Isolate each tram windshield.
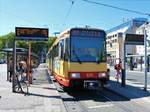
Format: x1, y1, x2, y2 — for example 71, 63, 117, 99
71, 32, 106, 63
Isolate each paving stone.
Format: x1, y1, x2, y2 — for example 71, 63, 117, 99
0, 64, 66, 112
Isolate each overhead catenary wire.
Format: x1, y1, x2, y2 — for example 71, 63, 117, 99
2, 9, 46, 28
62, 0, 75, 27
82, 0, 150, 16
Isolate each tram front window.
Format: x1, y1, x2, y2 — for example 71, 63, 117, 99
71, 37, 106, 62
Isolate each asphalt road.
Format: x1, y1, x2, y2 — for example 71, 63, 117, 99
110, 69, 150, 86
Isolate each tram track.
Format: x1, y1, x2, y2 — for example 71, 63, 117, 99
50, 75, 150, 112
54, 80, 88, 112
96, 89, 132, 112
93, 88, 150, 112
48, 74, 88, 112
52, 78, 124, 112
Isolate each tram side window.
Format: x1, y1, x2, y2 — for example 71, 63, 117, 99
53, 44, 59, 57
58, 38, 70, 60
59, 40, 64, 60
64, 38, 70, 61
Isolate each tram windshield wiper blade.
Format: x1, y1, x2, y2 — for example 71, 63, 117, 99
73, 49, 82, 64
96, 59, 100, 64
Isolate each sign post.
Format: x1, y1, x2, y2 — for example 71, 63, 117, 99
28, 42, 31, 85
122, 34, 144, 87
12, 40, 16, 92
13, 27, 48, 92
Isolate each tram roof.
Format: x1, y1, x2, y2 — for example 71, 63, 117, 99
58, 27, 105, 38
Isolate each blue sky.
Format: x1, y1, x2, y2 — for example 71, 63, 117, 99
0, 0, 150, 36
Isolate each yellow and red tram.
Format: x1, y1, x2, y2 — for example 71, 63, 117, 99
47, 28, 109, 88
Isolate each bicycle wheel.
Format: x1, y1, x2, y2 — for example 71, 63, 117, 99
20, 81, 28, 94
14, 82, 22, 92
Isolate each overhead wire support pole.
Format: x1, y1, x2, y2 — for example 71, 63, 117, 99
121, 33, 127, 87
144, 27, 148, 91
122, 39, 126, 87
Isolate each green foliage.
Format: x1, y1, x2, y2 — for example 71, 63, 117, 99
0, 33, 56, 56
0, 32, 15, 49
16, 41, 28, 49
0, 39, 3, 50
31, 41, 47, 56
48, 37, 56, 48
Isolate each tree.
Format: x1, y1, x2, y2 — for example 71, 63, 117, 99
0, 32, 56, 56
47, 37, 56, 48
0, 32, 15, 48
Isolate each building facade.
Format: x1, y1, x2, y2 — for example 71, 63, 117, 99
106, 18, 147, 66
136, 22, 150, 55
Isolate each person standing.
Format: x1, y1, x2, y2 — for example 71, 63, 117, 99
114, 59, 122, 82
9, 58, 13, 82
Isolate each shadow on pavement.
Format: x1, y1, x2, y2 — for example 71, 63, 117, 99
107, 80, 150, 100
64, 88, 129, 103
42, 87, 57, 90
28, 92, 61, 99
30, 85, 57, 90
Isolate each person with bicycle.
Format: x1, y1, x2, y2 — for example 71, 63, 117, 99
19, 57, 27, 81
14, 62, 28, 94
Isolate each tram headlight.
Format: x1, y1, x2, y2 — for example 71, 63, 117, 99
98, 73, 106, 78
70, 73, 80, 78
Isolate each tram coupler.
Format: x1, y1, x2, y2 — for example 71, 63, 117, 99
84, 80, 101, 90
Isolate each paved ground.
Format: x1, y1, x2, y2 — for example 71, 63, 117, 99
0, 64, 66, 112
1, 63, 150, 112
106, 75, 150, 110
109, 66, 150, 86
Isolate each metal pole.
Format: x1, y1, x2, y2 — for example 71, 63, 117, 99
122, 42, 126, 87
12, 40, 16, 92
144, 29, 147, 91
7, 52, 9, 81
140, 56, 143, 71
28, 42, 31, 85
147, 57, 150, 72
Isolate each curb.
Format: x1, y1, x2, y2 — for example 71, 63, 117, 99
46, 69, 67, 112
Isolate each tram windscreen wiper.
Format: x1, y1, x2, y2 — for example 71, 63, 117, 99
96, 58, 100, 64
73, 49, 82, 64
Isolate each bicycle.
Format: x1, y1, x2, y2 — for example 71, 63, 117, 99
14, 72, 28, 94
